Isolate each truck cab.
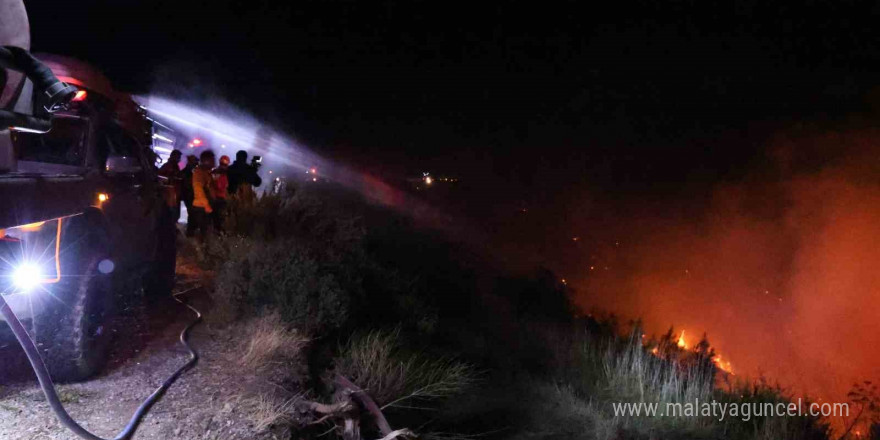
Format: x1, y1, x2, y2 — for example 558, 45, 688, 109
9, 54, 168, 271
1, 8, 177, 382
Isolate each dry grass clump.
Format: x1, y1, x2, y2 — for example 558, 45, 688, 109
335, 329, 476, 410
237, 313, 308, 370
239, 393, 302, 432
595, 332, 715, 437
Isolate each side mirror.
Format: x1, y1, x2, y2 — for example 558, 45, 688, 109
105, 155, 142, 174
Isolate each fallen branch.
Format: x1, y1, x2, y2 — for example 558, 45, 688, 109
376, 428, 416, 440
335, 373, 394, 436
296, 374, 418, 440
309, 400, 355, 415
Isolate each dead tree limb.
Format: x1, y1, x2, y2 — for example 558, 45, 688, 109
297, 374, 417, 440
334, 373, 395, 436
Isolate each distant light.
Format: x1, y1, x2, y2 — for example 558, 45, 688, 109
269, 170, 273, 174
13, 263, 42, 292
312, 177, 317, 182
187, 143, 194, 148
97, 193, 109, 203
71, 90, 88, 102
309, 167, 317, 174
192, 138, 202, 146
425, 176, 433, 185
221, 144, 226, 148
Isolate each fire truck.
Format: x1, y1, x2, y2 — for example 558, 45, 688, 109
1, 1, 177, 382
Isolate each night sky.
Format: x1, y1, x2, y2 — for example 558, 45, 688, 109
27, 1, 880, 185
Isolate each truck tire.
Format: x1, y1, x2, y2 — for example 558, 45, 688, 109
33, 214, 113, 383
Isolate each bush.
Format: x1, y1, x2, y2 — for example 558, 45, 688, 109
206, 184, 444, 337
214, 237, 353, 333
335, 329, 475, 410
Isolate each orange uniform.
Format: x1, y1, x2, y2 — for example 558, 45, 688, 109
192, 167, 214, 213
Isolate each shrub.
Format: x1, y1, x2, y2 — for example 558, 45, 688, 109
335, 329, 476, 410
214, 237, 353, 333
207, 184, 443, 335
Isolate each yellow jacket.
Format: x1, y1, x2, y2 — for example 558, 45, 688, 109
192, 167, 214, 213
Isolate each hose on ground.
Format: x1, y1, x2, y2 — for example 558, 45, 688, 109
0, 286, 203, 440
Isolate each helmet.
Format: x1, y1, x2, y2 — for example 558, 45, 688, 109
219, 155, 230, 166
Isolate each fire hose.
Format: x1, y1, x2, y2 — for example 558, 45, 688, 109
0, 287, 203, 440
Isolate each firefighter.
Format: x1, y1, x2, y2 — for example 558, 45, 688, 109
227, 150, 262, 198
157, 149, 183, 221
181, 154, 198, 221
186, 150, 215, 239
211, 155, 230, 233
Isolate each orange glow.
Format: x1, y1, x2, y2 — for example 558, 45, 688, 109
97, 193, 109, 203
565, 126, 880, 423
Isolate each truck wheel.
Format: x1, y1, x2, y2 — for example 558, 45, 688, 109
33, 215, 113, 382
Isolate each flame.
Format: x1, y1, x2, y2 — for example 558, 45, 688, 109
713, 354, 735, 375
677, 331, 688, 348
655, 330, 736, 375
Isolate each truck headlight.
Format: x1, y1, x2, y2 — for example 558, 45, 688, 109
13, 263, 42, 292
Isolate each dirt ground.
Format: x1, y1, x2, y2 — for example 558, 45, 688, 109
0, 262, 298, 440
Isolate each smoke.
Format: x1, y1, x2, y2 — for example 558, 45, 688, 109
571, 124, 880, 404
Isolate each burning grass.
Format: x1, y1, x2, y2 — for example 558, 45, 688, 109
514, 321, 833, 440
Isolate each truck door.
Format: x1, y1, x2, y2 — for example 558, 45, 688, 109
95, 122, 157, 271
